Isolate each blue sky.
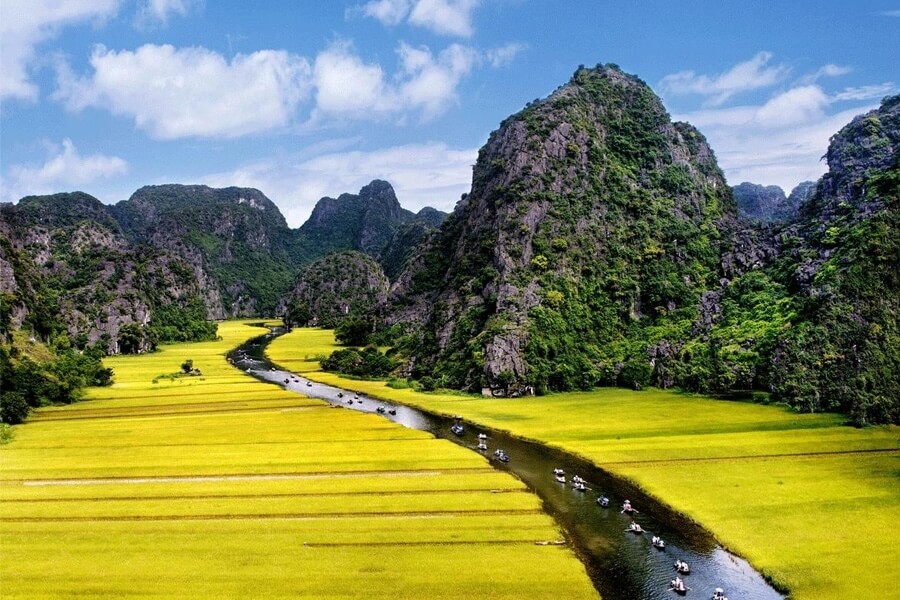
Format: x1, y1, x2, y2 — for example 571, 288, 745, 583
1, 0, 897, 226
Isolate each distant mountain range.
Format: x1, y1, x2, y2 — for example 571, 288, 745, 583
0, 180, 445, 351
2, 65, 896, 424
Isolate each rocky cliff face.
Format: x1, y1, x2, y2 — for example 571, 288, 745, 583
111, 184, 305, 317
386, 64, 736, 393
284, 251, 389, 328
731, 181, 811, 222
764, 95, 900, 423
300, 180, 446, 279
1, 181, 440, 352
0, 193, 211, 352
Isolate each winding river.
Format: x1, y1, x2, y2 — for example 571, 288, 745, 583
229, 330, 784, 600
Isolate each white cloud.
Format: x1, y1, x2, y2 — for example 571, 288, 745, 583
486, 42, 525, 68
754, 85, 830, 128
135, 0, 199, 27
358, 0, 412, 25
312, 41, 476, 121
313, 43, 388, 116
832, 83, 897, 102
397, 43, 478, 117
676, 92, 879, 191
0, 0, 119, 102
201, 142, 477, 227
409, 0, 480, 37
659, 51, 789, 106
877, 10, 900, 17
54, 44, 312, 139
356, 0, 479, 37
2, 139, 128, 202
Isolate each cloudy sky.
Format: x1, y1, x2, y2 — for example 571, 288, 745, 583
1, 1, 897, 226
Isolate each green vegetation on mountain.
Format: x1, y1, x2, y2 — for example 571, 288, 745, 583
112, 184, 310, 317
375, 66, 898, 424
0, 193, 217, 357
284, 251, 389, 328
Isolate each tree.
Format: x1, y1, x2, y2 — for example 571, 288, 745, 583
284, 300, 312, 331
335, 316, 372, 346
117, 323, 143, 354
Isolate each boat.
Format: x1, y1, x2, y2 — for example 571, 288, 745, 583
597, 495, 610, 508
494, 449, 510, 463
283, 378, 289, 384
337, 392, 343, 398
347, 399, 353, 405
477, 433, 488, 440
555, 474, 566, 484
573, 481, 587, 491
670, 577, 688, 595
674, 560, 690, 575
376, 406, 386, 413
572, 475, 584, 484
621, 500, 638, 514
388, 408, 397, 415
476, 442, 488, 451
711, 588, 728, 600
450, 424, 464, 436
626, 521, 643, 534
306, 381, 312, 387
553, 468, 565, 476
651, 536, 666, 549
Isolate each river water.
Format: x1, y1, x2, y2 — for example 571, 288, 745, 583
229, 331, 784, 600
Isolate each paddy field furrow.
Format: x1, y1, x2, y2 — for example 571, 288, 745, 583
0, 321, 598, 600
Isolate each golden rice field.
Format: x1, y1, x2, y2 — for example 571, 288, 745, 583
0, 321, 596, 599
269, 327, 900, 600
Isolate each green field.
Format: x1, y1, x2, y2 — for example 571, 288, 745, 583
269, 327, 900, 600
0, 321, 597, 599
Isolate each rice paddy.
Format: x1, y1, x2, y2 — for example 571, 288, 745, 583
268, 327, 900, 600
0, 321, 597, 599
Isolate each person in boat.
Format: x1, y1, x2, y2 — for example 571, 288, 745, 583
597, 495, 609, 507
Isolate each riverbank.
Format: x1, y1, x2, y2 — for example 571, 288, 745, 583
268, 327, 900, 600
0, 321, 596, 599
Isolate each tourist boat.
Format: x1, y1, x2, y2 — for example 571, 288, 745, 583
626, 522, 643, 534
346, 399, 353, 405
478, 433, 488, 440
494, 449, 509, 462
651, 536, 665, 549
553, 468, 565, 476
376, 406, 386, 413
597, 495, 610, 507
573, 481, 587, 491
306, 381, 312, 387
284, 378, 289, 384
477, 442, 488, 451
711, 588, 728, 600
337, 392, 343, 398
572, 475, 584, 484
388, 408, 397, 415
674, 560, 690, 574
621, 500, 638, 514
555, 474, 566, 484
670, 577, 688, 595
450, 424, 464, 436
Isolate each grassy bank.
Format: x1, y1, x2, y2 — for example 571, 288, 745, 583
268, 327, 900, 600
0, 321, 596, 599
